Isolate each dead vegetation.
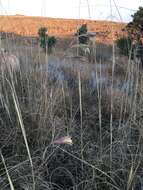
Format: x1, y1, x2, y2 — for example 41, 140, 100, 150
0, 34, 142, 190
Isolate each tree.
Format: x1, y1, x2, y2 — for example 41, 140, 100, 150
126, 7, 143, 42
77, 24, 89, 44
117, 7, 143, 63
38, 27, 48, 49
38, 27, 56, 53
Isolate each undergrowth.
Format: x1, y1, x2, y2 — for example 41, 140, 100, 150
0, 40, 143, 190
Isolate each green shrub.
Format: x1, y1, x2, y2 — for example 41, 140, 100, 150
47, 36, 56, 53
38, 27, 56, 53
77, 24, 89, 44
126, 7, 143, 41
116, 37, 133, 57
38, 27, 48, 49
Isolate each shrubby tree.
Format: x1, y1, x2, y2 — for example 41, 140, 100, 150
38, 27, 48, 49
77, 24, 89, 44
126, 7, 143, 42
47, 36, 57, 53
117, 7, 143, 63
116, 37, 133, 57
38, 27, 56, 53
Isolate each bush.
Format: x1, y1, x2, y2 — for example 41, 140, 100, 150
117, 7, 143, 65
116, 37, 143, 66
38, 27, 56, 53
47, 36, 56, 53
38, 27, 48, 49
77, 24, 89, 44
126, 7, 143, 41
116, 37, 133, 57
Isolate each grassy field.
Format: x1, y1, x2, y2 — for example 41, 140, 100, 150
0, 15, 125, 44
0, 36, 143, 190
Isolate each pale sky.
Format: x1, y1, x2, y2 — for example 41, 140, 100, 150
0, 0, 143, 22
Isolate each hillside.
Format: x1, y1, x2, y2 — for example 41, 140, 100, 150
0, 15, 126, 44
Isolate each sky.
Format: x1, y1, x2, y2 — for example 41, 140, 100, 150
0, 0, 143, 22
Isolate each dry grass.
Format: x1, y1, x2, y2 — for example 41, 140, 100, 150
0, 36, 142, 190
0, 15, 125, 43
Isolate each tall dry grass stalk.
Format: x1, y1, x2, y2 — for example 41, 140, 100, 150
78, 71, 84, 181
0, 151, 15, 190
0, 74, 36, 189
11, 84, 35, 190
95, 60, 103, 158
